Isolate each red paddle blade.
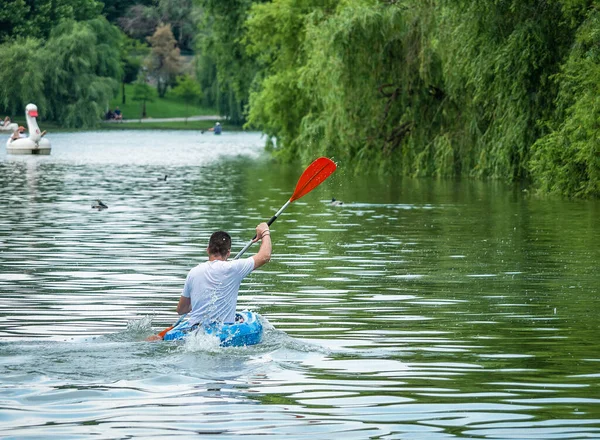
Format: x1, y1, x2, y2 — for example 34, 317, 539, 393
290, 157, 337, 202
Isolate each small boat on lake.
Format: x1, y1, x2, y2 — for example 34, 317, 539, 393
163, 310, 263, 347
6, 103, 51, 155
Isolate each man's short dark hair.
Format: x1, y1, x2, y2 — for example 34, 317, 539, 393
208, 231, 231, 257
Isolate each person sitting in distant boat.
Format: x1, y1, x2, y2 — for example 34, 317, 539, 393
92, 200, 108, 210
331, 197, 343, 206
208, 122, 222, 135
1, 117, 11, 132
9, 125, 46, 142
10, 126, 27, 141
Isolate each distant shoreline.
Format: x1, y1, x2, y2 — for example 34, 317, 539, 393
7, 118, 247, 133
102, 115, 221, 123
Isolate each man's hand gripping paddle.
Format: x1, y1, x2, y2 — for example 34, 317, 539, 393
234, 156, 337, 259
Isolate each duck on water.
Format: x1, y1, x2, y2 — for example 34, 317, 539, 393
92, 200, 108, 210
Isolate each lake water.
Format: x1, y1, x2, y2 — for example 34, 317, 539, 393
1, 130, 599, 439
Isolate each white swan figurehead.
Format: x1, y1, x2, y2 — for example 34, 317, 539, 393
25, 103, 43, 143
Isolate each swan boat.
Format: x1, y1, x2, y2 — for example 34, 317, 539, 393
6, 103, 51, 155
163, 310, 263, 347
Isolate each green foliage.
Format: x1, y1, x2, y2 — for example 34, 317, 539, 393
0, 0, 102, 42
244, 0, 339, 160
195, 0, 260, 124
0, 0, 29, 43
101, 0, 152, 24
170, 74, 203, 121
438, 0, 575, 181
239, 0, 597, 197
171, 75, 202, 103
42, 18, 121, 127
530, 8, 600, 198
120, 35, 148, 84
0, 0, 597, 197
132, 77, 157, 118
110, 83, 215, 119
0, 38, 47, 115
132, 80, 156, 101
298, 1, 442, 173
0, 18, 121, 128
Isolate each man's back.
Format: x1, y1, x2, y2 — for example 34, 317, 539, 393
184, 257, 254, 325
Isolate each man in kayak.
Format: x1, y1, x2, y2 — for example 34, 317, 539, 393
147, 222, 271, 341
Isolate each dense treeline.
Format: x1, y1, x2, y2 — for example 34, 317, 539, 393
0, 0, 199, 127
0, 16, 121, 127
232, 0, 598, 197
0, 0, 598, 197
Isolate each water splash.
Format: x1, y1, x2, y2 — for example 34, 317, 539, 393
181, 328, 222, 352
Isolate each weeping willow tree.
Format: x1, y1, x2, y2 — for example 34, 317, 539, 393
255, 0, 575, 178
0, 38, 47, 115
242, 0, 597, 197
42, 18, 121, 127
296, 1, 446, 174
245, 0, 339, 160
530, 6, 600, 198
195, 0, 261, 124
438, 0, 578, 181
0, 17, 121, 127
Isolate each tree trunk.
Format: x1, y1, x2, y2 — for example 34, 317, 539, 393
157, 79, 166, 98
122, 81, 126, 105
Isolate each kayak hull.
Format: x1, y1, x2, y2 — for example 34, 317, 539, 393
163, 311, 263, 347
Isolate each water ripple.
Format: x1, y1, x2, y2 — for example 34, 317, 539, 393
1, 131, 599, 438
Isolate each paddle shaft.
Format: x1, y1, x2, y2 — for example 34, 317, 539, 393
233, 157, 336, 260
233, 200, 291, 260
157, 313, 188, 339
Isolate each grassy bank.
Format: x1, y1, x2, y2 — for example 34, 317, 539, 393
109, 84, 218, 120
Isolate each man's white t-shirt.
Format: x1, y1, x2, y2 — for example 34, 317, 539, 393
182, 257, 255, 325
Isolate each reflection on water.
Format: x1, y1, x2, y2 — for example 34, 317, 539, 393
1, 130, 599, 438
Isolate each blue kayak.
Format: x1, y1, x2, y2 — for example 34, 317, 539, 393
163, 311, 263, 347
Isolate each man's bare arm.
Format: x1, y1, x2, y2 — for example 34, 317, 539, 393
176, 296, 191, 314
252, 223, 272, 269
